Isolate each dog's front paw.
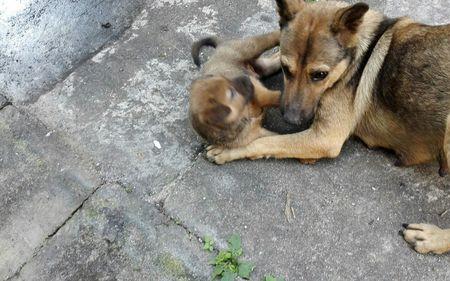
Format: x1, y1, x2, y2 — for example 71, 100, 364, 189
206, 146, 247, 165
401, 223, 450, 254
206, 146, 229, 165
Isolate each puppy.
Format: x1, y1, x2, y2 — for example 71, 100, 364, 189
189, 31, 282, 148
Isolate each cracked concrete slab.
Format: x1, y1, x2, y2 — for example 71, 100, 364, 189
0, 0, 145, 103
11, 184, 210, 281
0, 106, 102, 280
164, 141, 450, 280
2, 0, 449, 280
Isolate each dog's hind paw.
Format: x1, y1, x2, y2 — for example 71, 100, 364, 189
401, 223, 450, 254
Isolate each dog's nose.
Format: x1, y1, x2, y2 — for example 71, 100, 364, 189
283, 108, 302, 125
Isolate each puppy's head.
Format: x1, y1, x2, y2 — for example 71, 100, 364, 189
276, 0, 369, 126
189, 75, 255, 145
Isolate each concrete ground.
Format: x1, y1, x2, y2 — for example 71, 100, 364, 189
1, 0, 449, 280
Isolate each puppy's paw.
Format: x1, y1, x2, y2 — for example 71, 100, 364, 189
401, 223, 450, 254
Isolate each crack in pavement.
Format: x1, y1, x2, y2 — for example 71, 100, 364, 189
6, 180, 107, 281
149, 149, 205, 203
149, 149, 222, 253
154, 199, 220, 254
0, 95, 12, 111
46, 180, 107, 240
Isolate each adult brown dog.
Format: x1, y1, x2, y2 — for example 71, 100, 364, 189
207, 0, 450, 254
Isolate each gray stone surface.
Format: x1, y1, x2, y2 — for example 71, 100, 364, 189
24, 0, 277, 197
164, 141, 450, 280
0, 0, 144, 103
11, 184, 210, 281
1, 0, 449, 280
349, 0, 449, 24
0, 106, 102, 280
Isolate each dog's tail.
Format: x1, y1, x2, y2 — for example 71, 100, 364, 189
191, 37, 220, 67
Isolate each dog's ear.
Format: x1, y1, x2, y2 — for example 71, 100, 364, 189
332, 3, 369, 33
275, 0, 304, 28
231, 76, 255, 102
332, 3, 369, 47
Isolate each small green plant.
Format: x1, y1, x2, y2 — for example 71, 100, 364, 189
202, 234, 286, 281
205, 234, 254, 280
203, 236, 214, 252
264, 275, 285, 281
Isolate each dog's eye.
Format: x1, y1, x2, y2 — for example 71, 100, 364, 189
310, 71, 329, 82
281, 63, 293, 79
227, 89, 236, 99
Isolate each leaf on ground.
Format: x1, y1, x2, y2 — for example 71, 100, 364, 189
221, 270, 237, 281
238, 261, 254, 279
203, 235, 214, 252
215, 250, 232, 264
212, 264, 225, 278
228, 234, 242, 257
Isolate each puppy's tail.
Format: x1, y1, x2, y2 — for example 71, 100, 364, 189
191, 37, 220, 67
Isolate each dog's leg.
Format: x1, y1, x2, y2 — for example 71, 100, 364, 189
206, 125, 276, 152
439, 115, 450, 176
401, 224, 450, 254
298, 159, 318, 165
250, 77, 281, 107
254, 51, 281, 77
206, 128, 343, 164
207, 89, 355, 164
236, 31, 280, 60
399, 117, 450, 255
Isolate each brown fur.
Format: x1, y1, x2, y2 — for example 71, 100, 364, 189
189, 31, 282, 148
207, 1, 450, 254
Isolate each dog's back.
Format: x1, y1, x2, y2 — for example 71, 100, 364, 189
375, 23, 450, 128
355, 22, 450, 168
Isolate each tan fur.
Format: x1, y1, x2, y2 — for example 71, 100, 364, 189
402, 224, 450, 254
189, 32, 281, 148
207, 1, 450, 254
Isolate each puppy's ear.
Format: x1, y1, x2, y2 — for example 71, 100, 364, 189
231, 76, 254, 102
275, 0, 304, 28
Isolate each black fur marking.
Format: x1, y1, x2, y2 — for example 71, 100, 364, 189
301, 32, 312, 68
348, 17, 399, 88
191, 37, 220, 67
341, 3, 369, 33
231, 76, 255, 103
276, 0, 296, 29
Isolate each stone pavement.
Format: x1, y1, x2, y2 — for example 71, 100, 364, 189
1, 0, 449, 280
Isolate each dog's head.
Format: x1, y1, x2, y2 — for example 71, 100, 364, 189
275, 0, 369, 126
189, 75, 255, 145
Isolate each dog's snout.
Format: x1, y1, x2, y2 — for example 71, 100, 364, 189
283, 108, 302, 125
282, 106, 315, 127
